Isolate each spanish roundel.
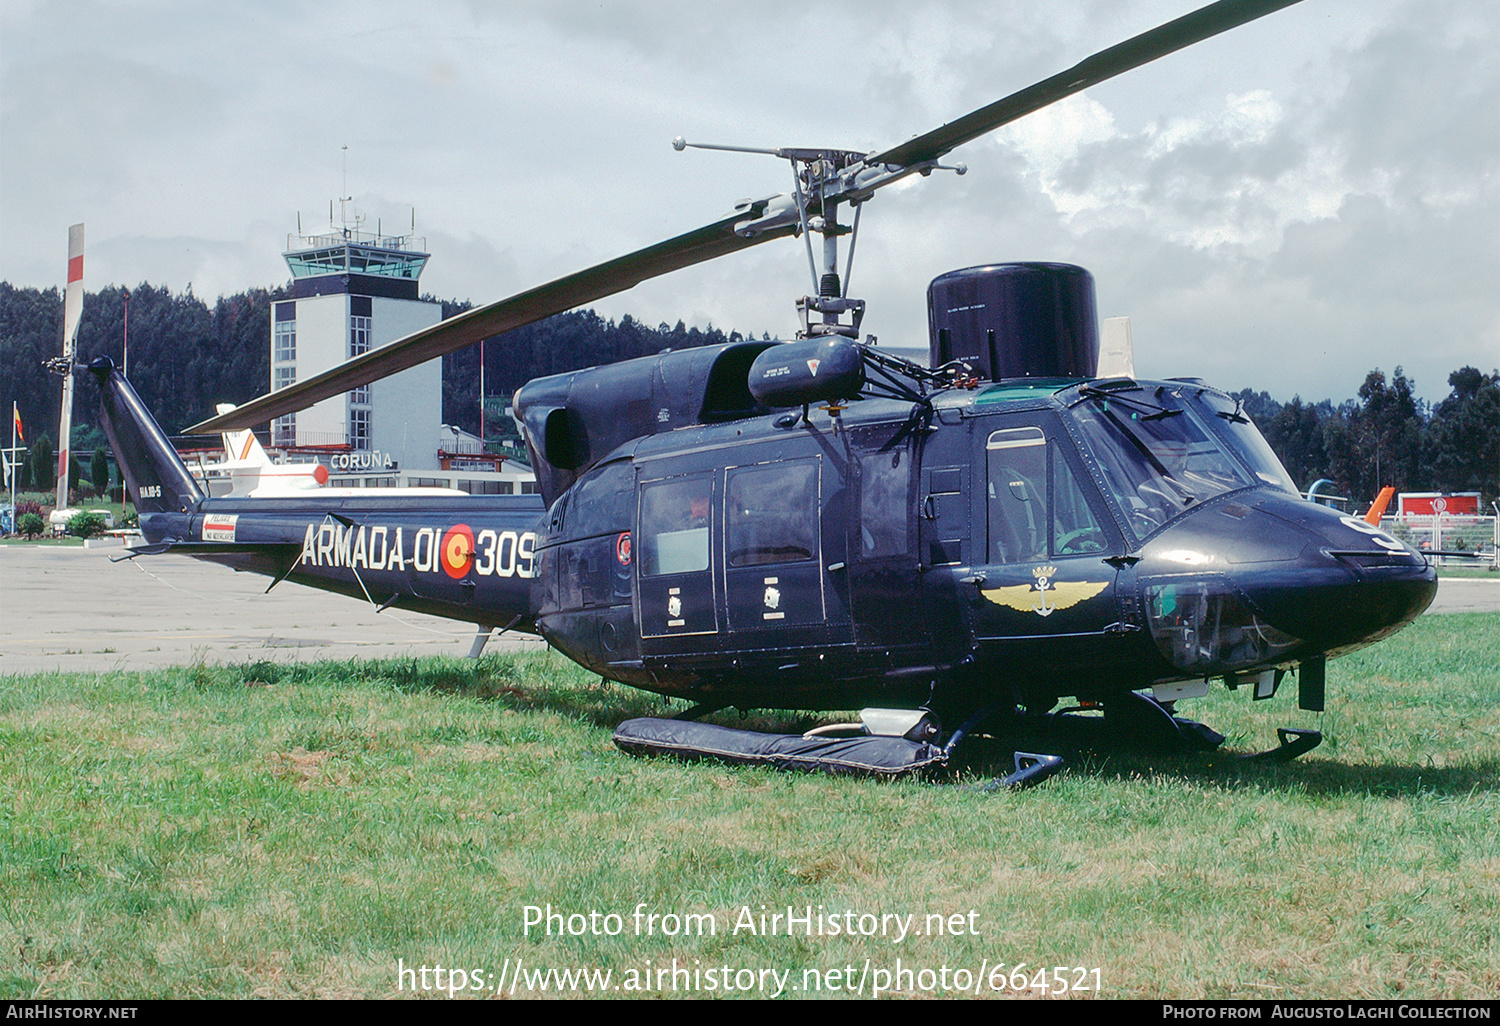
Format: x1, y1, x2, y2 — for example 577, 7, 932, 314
441, 524, 475, 579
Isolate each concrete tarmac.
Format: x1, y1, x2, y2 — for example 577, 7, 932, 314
1, 544, 1494, 675
1, 543, 544, 676
1425, 575, 1500, 614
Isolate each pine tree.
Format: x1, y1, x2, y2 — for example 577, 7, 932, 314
91, 447, 111, 494
30, 433, 54, 494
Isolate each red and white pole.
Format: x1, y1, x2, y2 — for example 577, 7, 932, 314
56, 223, 84, 511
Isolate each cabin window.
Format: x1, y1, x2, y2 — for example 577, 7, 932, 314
986, 427, 1106, 563
639, 476, 711, 577
726, 462, 818, 568
859, 447, 910, 557
987, 427, 1048, 563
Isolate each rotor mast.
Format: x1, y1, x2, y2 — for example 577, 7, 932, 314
673, 139, 966, 340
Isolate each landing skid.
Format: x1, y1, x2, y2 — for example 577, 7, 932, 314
1241, 727, 1323, 763
612, 693, 1322, 783
957, 690, 1322, 766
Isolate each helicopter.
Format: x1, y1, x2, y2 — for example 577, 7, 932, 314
85, 0, 1437, 776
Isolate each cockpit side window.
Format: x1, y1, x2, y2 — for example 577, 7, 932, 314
1052, 445, 1108, 556
986, 427, 1107, 564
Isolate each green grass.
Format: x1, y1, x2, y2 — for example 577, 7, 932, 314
1436, 566, 1498, 578
1, 617, 1496, 999
0, 536, 86, 546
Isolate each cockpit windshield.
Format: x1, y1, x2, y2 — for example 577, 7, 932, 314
1068, 382, 1293, 541
1191, 388, 1301, 495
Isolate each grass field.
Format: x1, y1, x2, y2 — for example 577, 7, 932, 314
2, 614, 1496, 1000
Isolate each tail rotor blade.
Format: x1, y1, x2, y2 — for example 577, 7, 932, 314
57, 223, 85, 508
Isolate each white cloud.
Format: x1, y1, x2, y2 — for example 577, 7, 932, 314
1, 0, 1494, 405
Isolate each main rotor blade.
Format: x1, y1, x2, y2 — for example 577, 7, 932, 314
192, 0, 1304, 436
868, 0, 1304, 170
189, 210, 797, 434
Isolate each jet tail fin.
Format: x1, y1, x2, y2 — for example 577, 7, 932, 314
88, 357, 204, 514
216, 403, 272, 467
1364, 486, 1396, 526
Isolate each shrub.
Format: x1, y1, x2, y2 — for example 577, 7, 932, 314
16, 512, 45, 539
67, 510, 108, 540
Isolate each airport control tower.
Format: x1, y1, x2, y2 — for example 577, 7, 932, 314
270, 215, 442, 476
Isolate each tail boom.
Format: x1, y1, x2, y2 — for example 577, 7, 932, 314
89, 357, 544, 634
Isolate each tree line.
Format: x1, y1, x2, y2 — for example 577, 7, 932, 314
1, 283, 753, 441
2, 281, 1495, 507
1, 281, 278, 441
1231, 367, 1498, 507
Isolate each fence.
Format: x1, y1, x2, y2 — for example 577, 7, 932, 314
1381, 514, 1498, 569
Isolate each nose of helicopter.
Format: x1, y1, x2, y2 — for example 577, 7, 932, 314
1243, 549, 1437, 656
1139, 494, 1437, 676
1248, 497, 1438, 654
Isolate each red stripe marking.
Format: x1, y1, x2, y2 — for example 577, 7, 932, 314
68, 255, 84, 282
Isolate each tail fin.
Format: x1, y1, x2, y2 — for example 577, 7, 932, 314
216, 403, 272, 467
1364, 486, 1396, 526
88, 357, 204, 514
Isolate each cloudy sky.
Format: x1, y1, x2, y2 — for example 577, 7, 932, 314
2, 0, 1495, 406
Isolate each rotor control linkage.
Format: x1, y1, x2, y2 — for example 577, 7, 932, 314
675, 136, 965, 340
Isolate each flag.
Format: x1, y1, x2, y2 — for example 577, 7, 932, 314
2, 448, 9, 486
12, 402, 21, 443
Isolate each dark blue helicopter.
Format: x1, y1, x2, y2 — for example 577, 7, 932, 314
89, 0, 1436, 776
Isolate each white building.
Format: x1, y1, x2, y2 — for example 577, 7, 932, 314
265, 221, 536, 494
270, 225, 441, 477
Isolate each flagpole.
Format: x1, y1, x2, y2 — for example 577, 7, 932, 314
9, 401, 17, 528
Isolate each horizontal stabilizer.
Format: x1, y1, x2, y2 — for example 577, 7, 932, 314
126, 540, 302, 558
